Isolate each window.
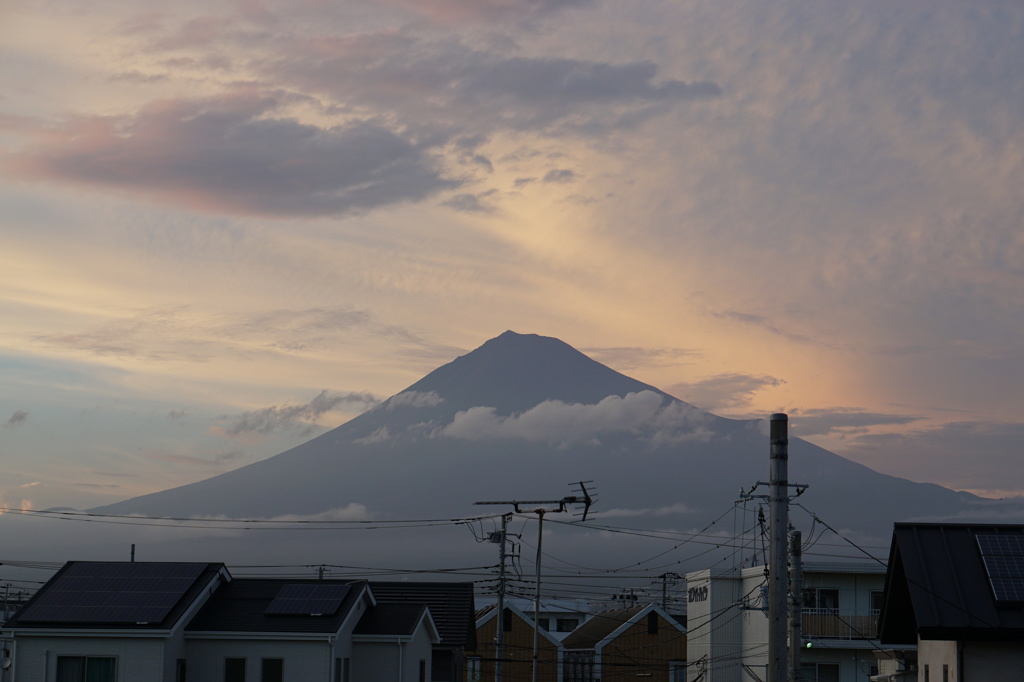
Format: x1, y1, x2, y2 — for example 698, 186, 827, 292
924, 664, 930, 682
225, 658, 246, 682
419, 659, 426, 682
537, 617, 550, 630
669, 661, 686, 682
647, 611, 659, 634
467, 657, 482, 682
942, 664, 949, 682
334, 657, 351, 682
261, 658, 283, 682
176, 659, 187, 682
556, 617, 579, 632
56, 657, 116, 682
502, 608, 512, 632
803, 588, 839, 611
870, 590, 884, 615
800, 663, 839, 682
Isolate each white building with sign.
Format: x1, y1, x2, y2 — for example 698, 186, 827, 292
684, 563, 890, 682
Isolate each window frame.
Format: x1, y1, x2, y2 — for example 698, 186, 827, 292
55, 655, 117, 682
225, 657, 247, 682
261, 657, 284, 682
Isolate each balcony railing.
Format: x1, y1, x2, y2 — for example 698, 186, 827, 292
801, 609, 880, 640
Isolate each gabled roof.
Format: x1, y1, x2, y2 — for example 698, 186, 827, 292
473, 601, 562, 648
354, 603, 441, 644
561, 604, 685, 650
368, 581, 476, 650
4, 561, 227, 632
879, 523, 1024, 643
186, 579, 369, 635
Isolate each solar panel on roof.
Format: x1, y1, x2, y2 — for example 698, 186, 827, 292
265, 583, 350, 616
976, 534, 1024, 602
18, 562, 207, 624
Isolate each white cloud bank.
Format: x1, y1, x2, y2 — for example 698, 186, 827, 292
437, 390, 714, 446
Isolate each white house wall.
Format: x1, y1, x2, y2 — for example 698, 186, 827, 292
187, 638, 333, 682
13, 635, 167, 682
963, 641, 1024, 681
353, 633, 434, 682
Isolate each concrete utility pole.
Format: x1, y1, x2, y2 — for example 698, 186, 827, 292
490, 513, 513, 682
476, 483, 594, 682
788, 529, 803, 682
768, 413, 789, 682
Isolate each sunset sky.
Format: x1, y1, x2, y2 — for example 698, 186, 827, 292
2, 0, 1022, 514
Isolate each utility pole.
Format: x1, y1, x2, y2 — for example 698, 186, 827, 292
489, 513, 513, 682
739, 414, 807, 682
768, 413, 789, 682
788, 529, 803, 682
652, 573, 681, 612
476, 482, 594, 682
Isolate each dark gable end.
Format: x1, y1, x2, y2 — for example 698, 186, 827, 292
879, 523, 1024, 644
369, 581, 476, 650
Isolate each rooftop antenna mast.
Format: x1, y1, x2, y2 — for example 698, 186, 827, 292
476, 481, 595, 682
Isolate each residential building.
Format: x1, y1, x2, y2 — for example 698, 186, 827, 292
369, 581, 477, 682
1, 561, 229, 682
561, 604, 686, 682
466, 601, 562, 682
878, 522, 1024, 681
685, 562, 887, 682
1, 562, 475, 682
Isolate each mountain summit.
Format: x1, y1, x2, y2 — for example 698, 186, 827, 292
94, 331, 1016, 550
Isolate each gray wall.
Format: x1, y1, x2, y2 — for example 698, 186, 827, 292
13, 635, 167, 682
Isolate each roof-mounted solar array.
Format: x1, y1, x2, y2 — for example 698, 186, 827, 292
265, 583, 351, 616
976, 534, 1024, 602
18, 562, 207, 624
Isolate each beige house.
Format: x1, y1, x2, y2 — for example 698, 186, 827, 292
562, 604, 686, 682
467, 601, 562, 682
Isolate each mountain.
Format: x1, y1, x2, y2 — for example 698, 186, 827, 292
91, 331, 1020, 567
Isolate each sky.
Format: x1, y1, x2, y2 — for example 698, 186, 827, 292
1, 0, 1023, 515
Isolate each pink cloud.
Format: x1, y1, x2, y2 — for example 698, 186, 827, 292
6, 91, 455, 218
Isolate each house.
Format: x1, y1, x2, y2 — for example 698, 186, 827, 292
1, 562, 476, 682
685, 562, 887, 682
369, 581, 477, 682
466, 601, 562, 682
1, 561, 229, 682
184, 577, 436, 682
561, 603, 686, 682
877, 522, 1024, 681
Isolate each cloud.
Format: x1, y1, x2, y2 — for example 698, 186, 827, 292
441, 190, 498, 213
437, 391, 713, 446
8, 91, 457, 218
788, 408, 923, 437
584, 346, 698, 371
669, 374, 783, 411
4, 410, 29, 428
542, 169, 575, 183
265, 35, 721, 136
598, 503, 694, 519
376, 0, 592, 24
385, 391, 445, 409
834, 420, 1024, 495
217, 390, 380, 437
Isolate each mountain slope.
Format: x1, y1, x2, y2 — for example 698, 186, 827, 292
92, 331, 1017, 547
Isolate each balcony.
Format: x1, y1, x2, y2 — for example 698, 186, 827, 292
801, 608, 880, 640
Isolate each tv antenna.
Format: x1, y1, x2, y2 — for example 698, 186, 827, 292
475, 481, 595, 682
